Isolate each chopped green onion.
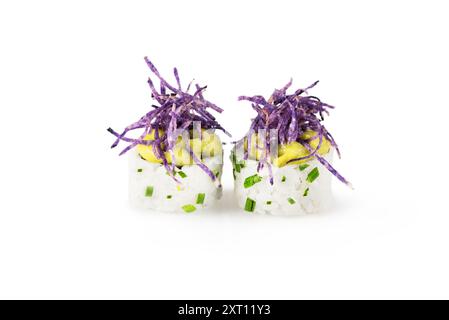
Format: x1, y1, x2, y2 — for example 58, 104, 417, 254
266, 201, 272, 205
182, 204, 196, 213
303, 188, 309, 197
230, 151, 237, 164
287, 197, 296, 204
196, 193, 205, 204
230, 151, 238, 171
298, 164, 310, 171
232, 154, 245, 172
145, 186, 154, 197
166, 195, 172, 199
215, 171, 220, 178
235, 163, 241, 173
306, 167, 320, 183
137, 168, 143, 173
233, 169, 236, 180
281, 176, 286, 182
244, 174, 263, 188
244, 197, 256, 212
178, 171, 187, 178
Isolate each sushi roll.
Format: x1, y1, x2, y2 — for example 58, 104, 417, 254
232, 80, 351, 215
108, 57, 230, 213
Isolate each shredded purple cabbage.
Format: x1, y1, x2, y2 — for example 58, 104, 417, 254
236, 80, 352, 188
108, 57, 230, 182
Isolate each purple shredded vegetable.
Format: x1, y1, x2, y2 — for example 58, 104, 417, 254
236, 80, 352, 188
108, 57, 230, 182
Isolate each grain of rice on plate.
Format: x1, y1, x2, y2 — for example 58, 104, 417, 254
232, 80, 352, 215
108, 57, 230, 213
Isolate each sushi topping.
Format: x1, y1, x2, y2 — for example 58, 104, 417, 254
298, 164, 309, 171
244, 197, 256, 212
145, 186, 154, 197
243, 174, 263, 188
108, 57, 230, 183
236, 80, 352, 188
306, 167, 320, 183
196, 193, 206, 204
182, 204, 197, 213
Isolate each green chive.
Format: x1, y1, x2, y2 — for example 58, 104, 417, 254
235, 163, 241, 173
230, 152, 237, 168
298, 164, 310, 171
306, 167, 320, 183
266, 201, 272, 205
166, 195, 172, 199
303, 188, 309, 197
196, 193, 205, 204
243, 174, 263, 188
287, 197, 296, 204
145, 186, 154, 197
182, 204, 196, 213
281, 176, 286, 182
244, 197, 256, 212
137, 168, 143, 173
178, 171, 187, 178
230, 151, 237, 164
231, 150, 245, 172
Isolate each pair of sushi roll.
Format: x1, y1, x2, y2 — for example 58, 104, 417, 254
109, 59, 350, 214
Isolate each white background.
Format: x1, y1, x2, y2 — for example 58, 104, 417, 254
1, 0, 448, 299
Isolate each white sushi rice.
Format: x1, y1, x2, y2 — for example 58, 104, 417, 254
233, 151, 333, 215
129, 149, 223, 213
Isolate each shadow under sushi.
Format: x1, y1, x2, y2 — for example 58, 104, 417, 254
210, 187, 240, 214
